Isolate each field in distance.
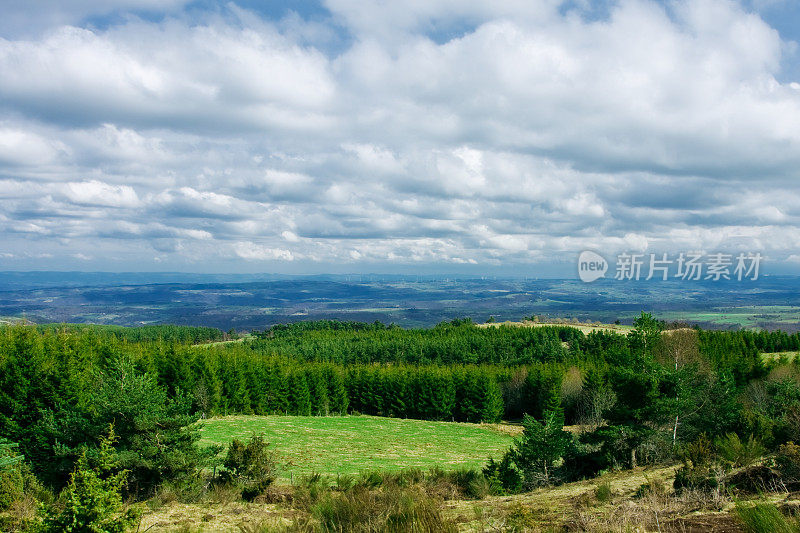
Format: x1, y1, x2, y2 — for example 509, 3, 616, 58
479, 319, 634, 335
199, 415, 519, 481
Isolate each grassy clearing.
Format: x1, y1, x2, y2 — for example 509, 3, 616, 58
653, 306, 800, 330
199, 415, 519, 481
479, 320, 633, 335
192, 334, 253, 348
763, 351, 799, 363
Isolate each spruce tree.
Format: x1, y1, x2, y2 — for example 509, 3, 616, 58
511, 412, 572, 488
290, 371, 312, 416
326, 366, 349, 414
479, 372, 504, 423
307, 368, 330, 415
191, 352, 222, 416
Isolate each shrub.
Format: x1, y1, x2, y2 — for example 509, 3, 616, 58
312, 485, 457, 533
221, 435, 276, 502
42, 427, 140, 533
674, 433, 721, 494
0, 467, 23, 512
735, 501, 800, 533
673, 465, 719, 494
683, 433, 715, 468
0, 439, 24, 511
726, 465, 783, 494
503, 502, 540, 532
594, 482, 613, 502
716, 433, 766, 468
292, 473, 330, 511
483, 455, 522, 495
634, 477, 668, 499
775, 442, 800, 487
446, 468, 490, 499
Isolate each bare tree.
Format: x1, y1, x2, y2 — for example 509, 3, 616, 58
656, 329, 707, 445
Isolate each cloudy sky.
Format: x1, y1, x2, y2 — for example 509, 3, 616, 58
1, 0, 799, 275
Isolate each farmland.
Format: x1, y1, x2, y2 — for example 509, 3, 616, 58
4, 271, 800, 331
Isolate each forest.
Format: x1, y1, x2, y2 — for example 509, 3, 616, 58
1, 316, 799, 531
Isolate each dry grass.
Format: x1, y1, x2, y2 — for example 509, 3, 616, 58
445, 465, 680, 531
138, 501, 291, 532
478, 320, 633, 335
136, 463, 800, 532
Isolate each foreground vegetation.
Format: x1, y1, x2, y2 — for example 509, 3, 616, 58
134, 461, 800, 531
1, 316, 800, 531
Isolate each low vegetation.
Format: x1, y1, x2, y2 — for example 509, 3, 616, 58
2, 315, 800, 530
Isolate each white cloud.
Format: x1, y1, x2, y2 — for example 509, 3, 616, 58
63, 180, 140, 208
0, 127, 65, 166
233, 241, 295, 261
0, 0, 799, 271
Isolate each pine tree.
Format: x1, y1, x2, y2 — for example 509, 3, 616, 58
42, 427, 139, 533
191, 352, 222, 416
307, 368, 330, 415
230, 369, 252, 414
541, 383, 564, 428
267, 365, 291, 415
384, 368, 408, 418
479, 372, 504, 423
511, 412, 573, 488
326, 366, 349, 414
290, 371, 311, 416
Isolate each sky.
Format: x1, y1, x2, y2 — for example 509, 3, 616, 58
1, 0, 800, 276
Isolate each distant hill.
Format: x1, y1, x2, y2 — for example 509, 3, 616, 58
1, 272, 799, 331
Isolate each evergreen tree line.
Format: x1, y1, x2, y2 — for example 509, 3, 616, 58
0, 320, 781, 439
142, 349, 511, 423
19, 323, 224, 344
250, 319, 579, 365
2, 317, 800, 500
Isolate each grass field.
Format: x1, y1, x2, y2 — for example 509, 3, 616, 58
762, 351, 799, 363
479, 320, 633, 335
651, 306, 800, 331
199, 415, 518, 481
192, 334, 253, 348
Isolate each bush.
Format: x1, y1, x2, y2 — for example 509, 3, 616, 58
735, 501, 800, 533
0, 467, 23, 512
726, 465, 783, 494
221, 435, 276, 502
42, 428, 140, 533
0, 439, 24, 511
483, 455, 522, 494
594, 482, 613, 502
683, 433, 715, 469
775, 442, 800, 487
674, 434, 720, 494
444, 468, 490, 499
502, 502, 540, 532
673, 465, 719, 494
716, 433, 766, 468
312, 485, 457, 533
634, 477, 668, 499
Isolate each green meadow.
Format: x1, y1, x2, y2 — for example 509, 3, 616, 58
199, 415, 519, 481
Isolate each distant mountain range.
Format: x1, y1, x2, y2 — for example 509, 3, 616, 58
1, 272, 799, 331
